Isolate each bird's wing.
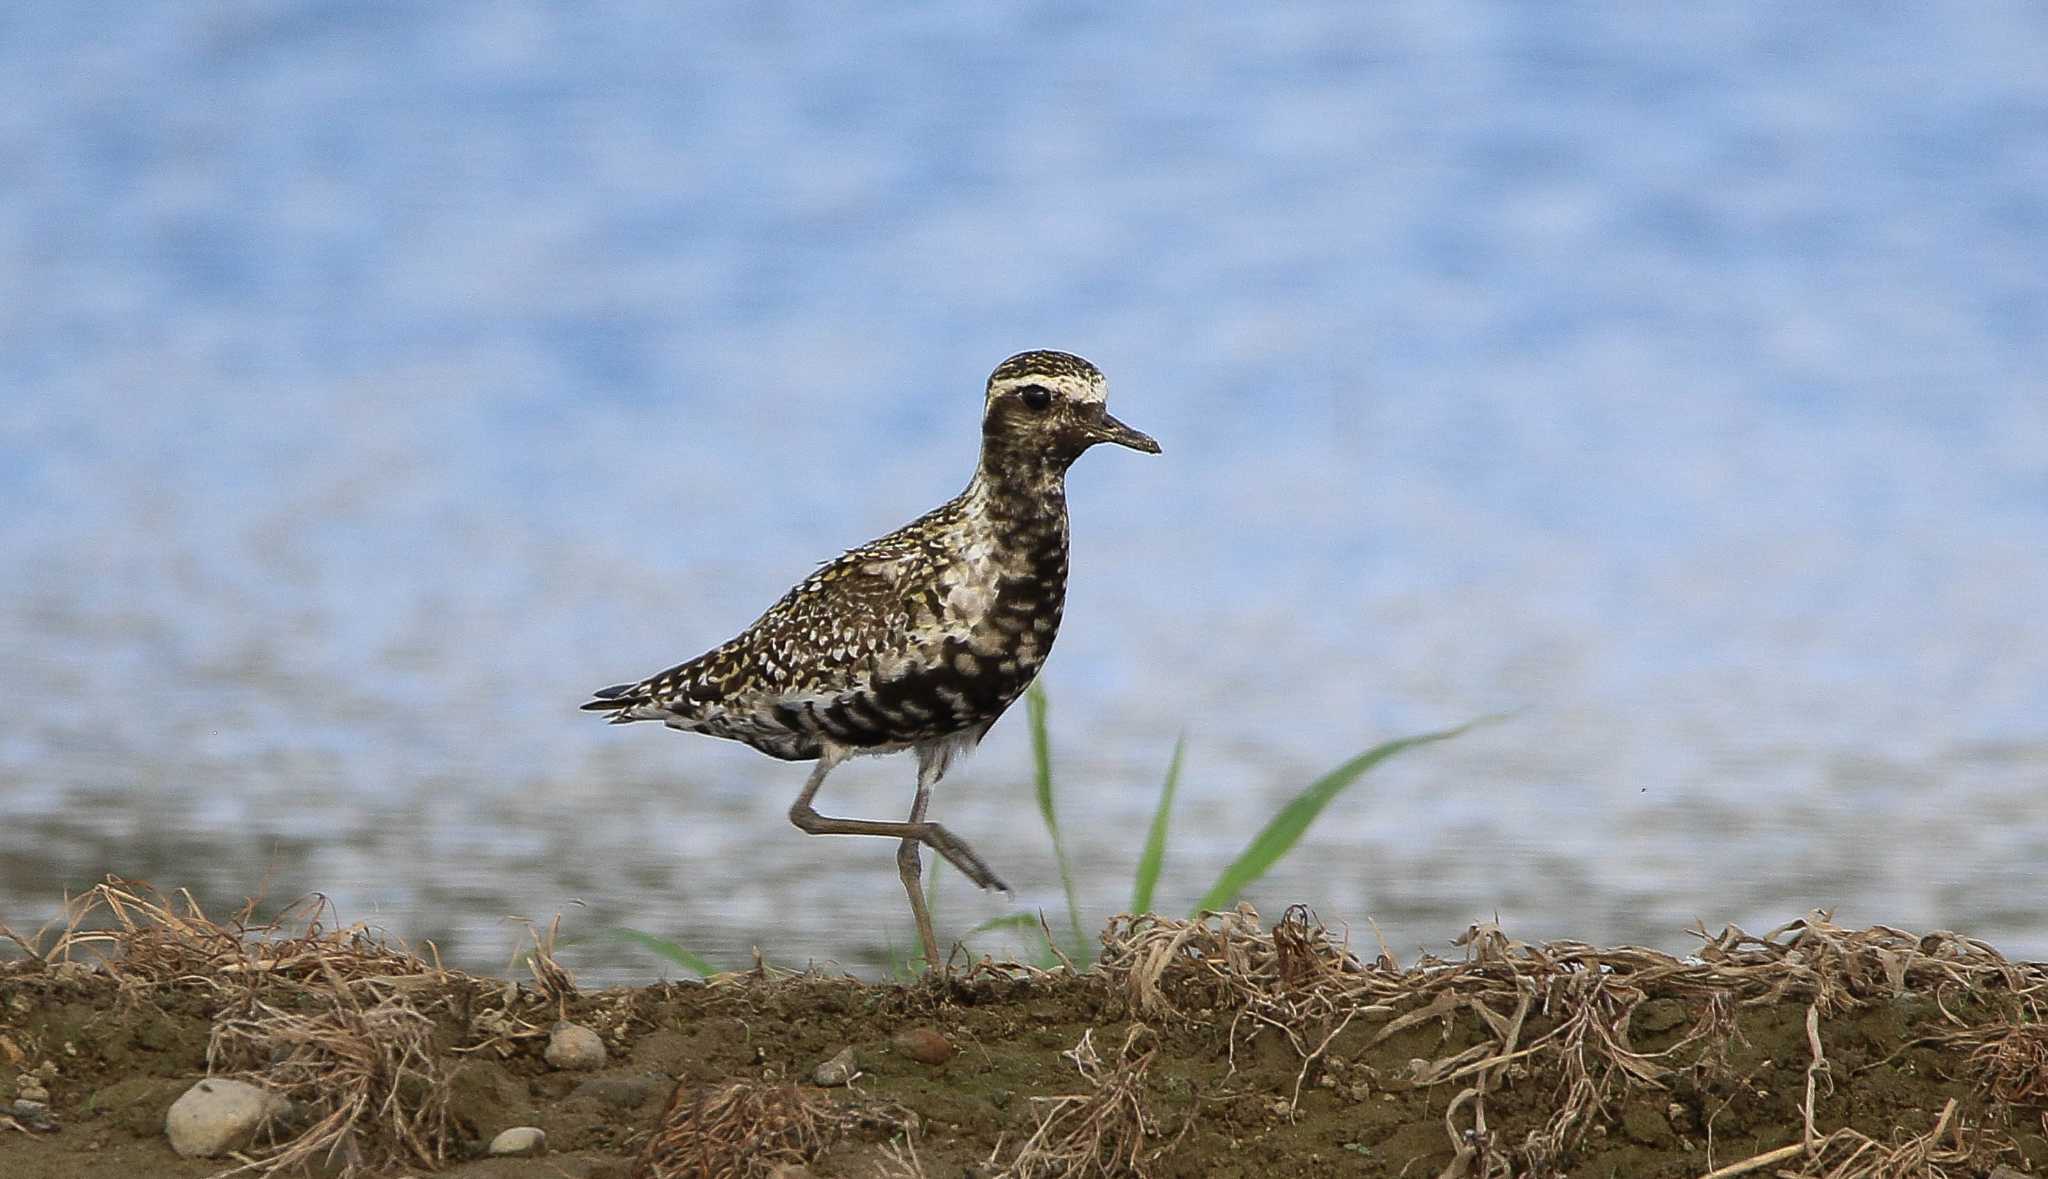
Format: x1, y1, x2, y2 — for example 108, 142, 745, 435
635, 538, 944, 712
581, 498, 975, 744
749, 546, 932, 681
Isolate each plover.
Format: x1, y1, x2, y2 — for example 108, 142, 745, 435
583, 350, 1159, 969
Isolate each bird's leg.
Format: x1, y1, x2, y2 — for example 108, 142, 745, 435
787, 746, 1008, 893
897, 756, 942, 972
786, 742, 852, 828
897, 741, 956, 966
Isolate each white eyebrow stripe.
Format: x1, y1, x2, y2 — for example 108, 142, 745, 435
992, 375, 1107, 405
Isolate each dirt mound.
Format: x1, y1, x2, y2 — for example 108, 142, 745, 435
3, 882, 2044, 1177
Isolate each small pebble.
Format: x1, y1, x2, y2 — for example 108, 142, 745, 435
811, 1047, 857, 1087
4, 1099, 59, 1133
16, 1077, 49, 1103
164, 1079, 286, 1158
489, 1126, 548, 1157
544, 1022, 606, 1071
892, 1026, 955, 1066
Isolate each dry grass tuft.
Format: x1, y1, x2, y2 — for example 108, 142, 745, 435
1099, 905, 2045, 1176
992, 1026, 1174, 1179
517, 913, 578, 1011
1944, 1017, 2048, 1106
1102, 903, 1368, 1022
2, 879, 471, 1176
209, 990, 452, 1176
633, 1080, 911, 1179
1702, 1098, 1997, 1179
0, 877, 444, 993
1687, 912, 2039, 1017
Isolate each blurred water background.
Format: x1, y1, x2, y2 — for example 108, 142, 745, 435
2, 4, 2045, 982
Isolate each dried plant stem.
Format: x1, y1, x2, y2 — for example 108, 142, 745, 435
1697, 1141, 1806, 1179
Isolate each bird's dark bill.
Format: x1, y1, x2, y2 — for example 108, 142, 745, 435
1094, 411, 1161, 454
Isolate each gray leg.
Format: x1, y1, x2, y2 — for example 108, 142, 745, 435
786, 742, 852, 824
787, 743, 1008, 892
898, 755, 944, 971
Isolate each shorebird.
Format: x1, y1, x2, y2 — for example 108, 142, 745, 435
582, 350, 1159, 969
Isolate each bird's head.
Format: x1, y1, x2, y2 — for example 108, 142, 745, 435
979, 350, 1160, 473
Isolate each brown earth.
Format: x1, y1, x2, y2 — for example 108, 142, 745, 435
2, 885, 2045, 1178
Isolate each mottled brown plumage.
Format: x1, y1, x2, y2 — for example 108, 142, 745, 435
583, 350, 1159, 969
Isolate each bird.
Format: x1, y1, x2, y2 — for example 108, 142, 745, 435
582, 350, 1160, 971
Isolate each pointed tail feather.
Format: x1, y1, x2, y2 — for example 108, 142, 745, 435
581, 681, 651, 721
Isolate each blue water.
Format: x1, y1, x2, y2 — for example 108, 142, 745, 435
3, 4, 2045, 979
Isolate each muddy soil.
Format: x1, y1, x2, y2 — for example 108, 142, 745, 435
4, 941, 2045, 1179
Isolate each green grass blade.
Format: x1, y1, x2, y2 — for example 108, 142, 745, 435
1028, 681, 1057, 829
605, 927, 717, 977
881, 933, 921, 980
1131, 731, 1187, 915
1193, 717, 1492, 915
1026, 683, 1089, 961
966, 911, 1063, 969
966, 912, 1047, 936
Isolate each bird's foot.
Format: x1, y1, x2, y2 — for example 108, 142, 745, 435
924, 823, 1008, 892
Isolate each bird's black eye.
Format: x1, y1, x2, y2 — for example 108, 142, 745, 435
1018, 384, 1053, 411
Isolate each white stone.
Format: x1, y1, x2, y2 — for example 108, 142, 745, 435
164, 1078, 285, 1158
811, 1046, 857, 1087
543, 1022, 606, 1071
489, 1126, 547, 1157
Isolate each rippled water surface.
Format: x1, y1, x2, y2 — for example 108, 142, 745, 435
3, 5, 2045, 980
